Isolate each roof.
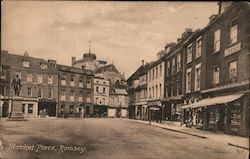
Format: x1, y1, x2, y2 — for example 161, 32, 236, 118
57, 64, 93, 75
181, 94, 244, 109
94, 64, 120, 74
1, 51, 57, 71
127, 62, 152, 82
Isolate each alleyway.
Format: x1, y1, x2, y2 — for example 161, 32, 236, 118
0, 118, 248, 159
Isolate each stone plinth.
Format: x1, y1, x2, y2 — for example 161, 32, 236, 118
7, 97, 26, 121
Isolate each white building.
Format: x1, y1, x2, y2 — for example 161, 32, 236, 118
93, 76, 109, 117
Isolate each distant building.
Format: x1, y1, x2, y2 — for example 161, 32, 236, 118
57, 64, 94, 118
93, 76, 110, 117
0, 51, 58, 118
95, 64, 128, 118
127, 60, 150, 120
147, 51, 165, 122
72, 51, 107, 71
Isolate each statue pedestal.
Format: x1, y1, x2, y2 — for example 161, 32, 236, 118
7, 97, 26, 121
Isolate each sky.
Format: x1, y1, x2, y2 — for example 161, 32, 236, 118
1, 1, 218, 79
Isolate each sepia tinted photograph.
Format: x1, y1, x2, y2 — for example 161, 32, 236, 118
0, 1, 249, 159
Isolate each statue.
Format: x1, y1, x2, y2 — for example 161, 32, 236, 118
11, 74, 22, 96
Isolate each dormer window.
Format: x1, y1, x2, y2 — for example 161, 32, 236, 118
22, 61, 30, 67
40, 63, 47, 69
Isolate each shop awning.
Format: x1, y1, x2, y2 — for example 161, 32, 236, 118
181, 94, 244, 109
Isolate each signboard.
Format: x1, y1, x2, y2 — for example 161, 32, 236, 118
224, 42, 241, 57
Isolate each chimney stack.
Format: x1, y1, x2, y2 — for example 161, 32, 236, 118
72, 57, 76, 66
142, 60, 145, 66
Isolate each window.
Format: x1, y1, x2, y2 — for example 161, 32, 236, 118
194, 64, 201, 91
149, 88, 151, 98
196, 37, 202, 58
40, 63, 47, 69
60, 105, 65, 115
156, 67, 158, 79
172, 57, 176, 74
22, 61, 30, 67
27, 74, 32, 83
38, 74, 43, 84
70, 76, 75, 87
1, 68, 6, 79
171, 85, 174, 97
152, 69, 154, 80
22, 104, 25, 113
229, 61, 237, 82
167, 61, 170, 76
28, 104, 33, 114
38, 88, 43, 98
87, 80, 91, 88
156, 85, 158, 99
212, 67, 220, 84
159, 65, 162, 77
214, 29, 220, 52
48, 89, 53, 99
61, 90, 66, 101
159, 84, 162, 98
70, 105, 74, 115
16, 72, 22, 79
176, 82, 181, 96
187, 44, 192, 63
152, 87, 154, 99
177, 54, 181, 72
28, 87, 32, 97
70, 90, 74, 101
79, 79, 83, 87
230, 19, 238, 45
186, 68, 192, 93
61, 75, 66, 85
96, 86, 99, 93
48, 75, 53, 84
103, 87, 106, 93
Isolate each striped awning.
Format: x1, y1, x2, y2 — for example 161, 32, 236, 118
181, 94, 244, 109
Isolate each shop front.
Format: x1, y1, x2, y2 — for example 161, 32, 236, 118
38, 99, 57, 117
181, 93, 249, 136
93, 104, 108, 117
148, 100, 163, 123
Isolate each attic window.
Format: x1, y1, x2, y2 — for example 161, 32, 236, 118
22, 60, 30, 67
40, 63, 47, 69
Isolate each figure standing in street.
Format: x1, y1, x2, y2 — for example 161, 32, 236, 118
11, 74, 22, 96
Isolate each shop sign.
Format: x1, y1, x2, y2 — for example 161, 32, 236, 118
224, 43, 241, 57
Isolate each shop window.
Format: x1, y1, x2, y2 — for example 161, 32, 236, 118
60, 105, 65, 115
28, 104, 33, 114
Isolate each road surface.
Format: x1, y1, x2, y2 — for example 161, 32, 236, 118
0, 118, 247, 159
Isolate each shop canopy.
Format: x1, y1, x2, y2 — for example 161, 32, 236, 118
181, 94, 244, 109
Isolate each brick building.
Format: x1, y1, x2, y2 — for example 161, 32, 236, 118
57, 64, 94, 117
0, 51, 59, 118
182, 2, 250, 137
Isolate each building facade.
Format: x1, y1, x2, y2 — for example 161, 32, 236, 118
127, 60, 150, 120
182, 2, 250, 137
95, 64, 128, 118
1, 51, 59, 118
147, 52, 165, 122
93, 76, 110, 117
57, 65, 94, 118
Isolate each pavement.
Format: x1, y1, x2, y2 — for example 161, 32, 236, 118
124, 118, 249, 150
